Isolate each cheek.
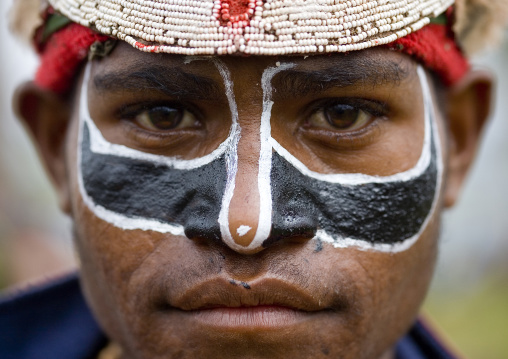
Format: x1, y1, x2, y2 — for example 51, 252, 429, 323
71, 198, 209, 356
74, 210, 157, 287
343, 114, 446, 340
66, 112, 148, 288
71, 196, 158, 342
65, 117, 173, 346
344, 211, 439, 357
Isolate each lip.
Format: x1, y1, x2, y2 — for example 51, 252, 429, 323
191, 305, 308, 329
166, 277, 333, 329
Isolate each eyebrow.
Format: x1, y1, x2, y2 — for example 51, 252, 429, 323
272, 57, 412, 99
92, 57, 411, 101
93, 64, 223, 101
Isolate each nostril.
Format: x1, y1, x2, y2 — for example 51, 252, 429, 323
262, 214, 318, 248
184, 215, 222, 243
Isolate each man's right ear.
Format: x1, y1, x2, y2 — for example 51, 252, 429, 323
13, 82, 72, 214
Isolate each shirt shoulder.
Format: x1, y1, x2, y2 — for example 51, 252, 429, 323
396, 319, 458, 359
0, 274, 107, 359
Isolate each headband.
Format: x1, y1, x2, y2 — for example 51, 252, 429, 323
35, 0, 469, 94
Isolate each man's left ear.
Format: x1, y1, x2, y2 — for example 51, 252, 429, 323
443, 69, 494, 208
13, 83, 73, 214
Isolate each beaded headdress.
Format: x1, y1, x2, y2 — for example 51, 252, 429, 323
49, 0, 453, 56
16, 0, 492, 93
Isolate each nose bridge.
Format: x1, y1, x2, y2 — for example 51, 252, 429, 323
217, 74, 269, 254
216, 63, 297, 254
223, 111, 265, 252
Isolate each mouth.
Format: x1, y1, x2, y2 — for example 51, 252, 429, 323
166, 277, 333, 329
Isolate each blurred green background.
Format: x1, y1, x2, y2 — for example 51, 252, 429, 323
1, 2, 507, 358
424, 275, 508, 359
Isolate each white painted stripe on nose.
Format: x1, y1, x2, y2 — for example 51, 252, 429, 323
214, 59, 244, 251
216, 62, 295, 252
247, 63, 296, 249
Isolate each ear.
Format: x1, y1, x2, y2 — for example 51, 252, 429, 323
13, 82, 72, 214
443, 70, 494, 208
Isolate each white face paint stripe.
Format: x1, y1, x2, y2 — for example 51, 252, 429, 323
269, 74, 432, 184
80, 65, 237, 170
316, 66, 444, 252
77, 62, 185, 235
85, 114, 235, 170
213, 59, 244, 251
244, 63, 296, 249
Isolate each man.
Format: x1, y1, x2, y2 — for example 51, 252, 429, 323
1, 0, 506, 358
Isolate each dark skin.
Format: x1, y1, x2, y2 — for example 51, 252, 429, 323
15, 42, 492, 358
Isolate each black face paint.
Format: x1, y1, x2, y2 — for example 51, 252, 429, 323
77, 61, 241, 243
269, 137, 438, 246
266, 67, 441, 251
80, 121, 226, 241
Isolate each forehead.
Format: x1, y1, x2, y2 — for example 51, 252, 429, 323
92, 41, 417, 87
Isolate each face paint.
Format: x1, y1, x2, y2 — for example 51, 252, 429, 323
246, 63, 295, 250
78, 61, 442, 253
267, 66, 443, 252
236, 225, 252, 237
213, 59, 243, 249
269, 66, 442, 252
77, 60, 240, 242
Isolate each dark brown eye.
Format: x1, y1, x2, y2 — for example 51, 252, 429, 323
135, 106, 197, 131
309, 104, 373, 131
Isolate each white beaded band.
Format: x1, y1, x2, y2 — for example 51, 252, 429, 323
48, 0, 454, 55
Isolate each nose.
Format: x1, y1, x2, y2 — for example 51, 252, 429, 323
217, 63, 316, 254
220, 119, 267, 254
222, 121, 318, 253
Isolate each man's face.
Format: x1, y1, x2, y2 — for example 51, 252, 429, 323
65, 43, 443, 359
